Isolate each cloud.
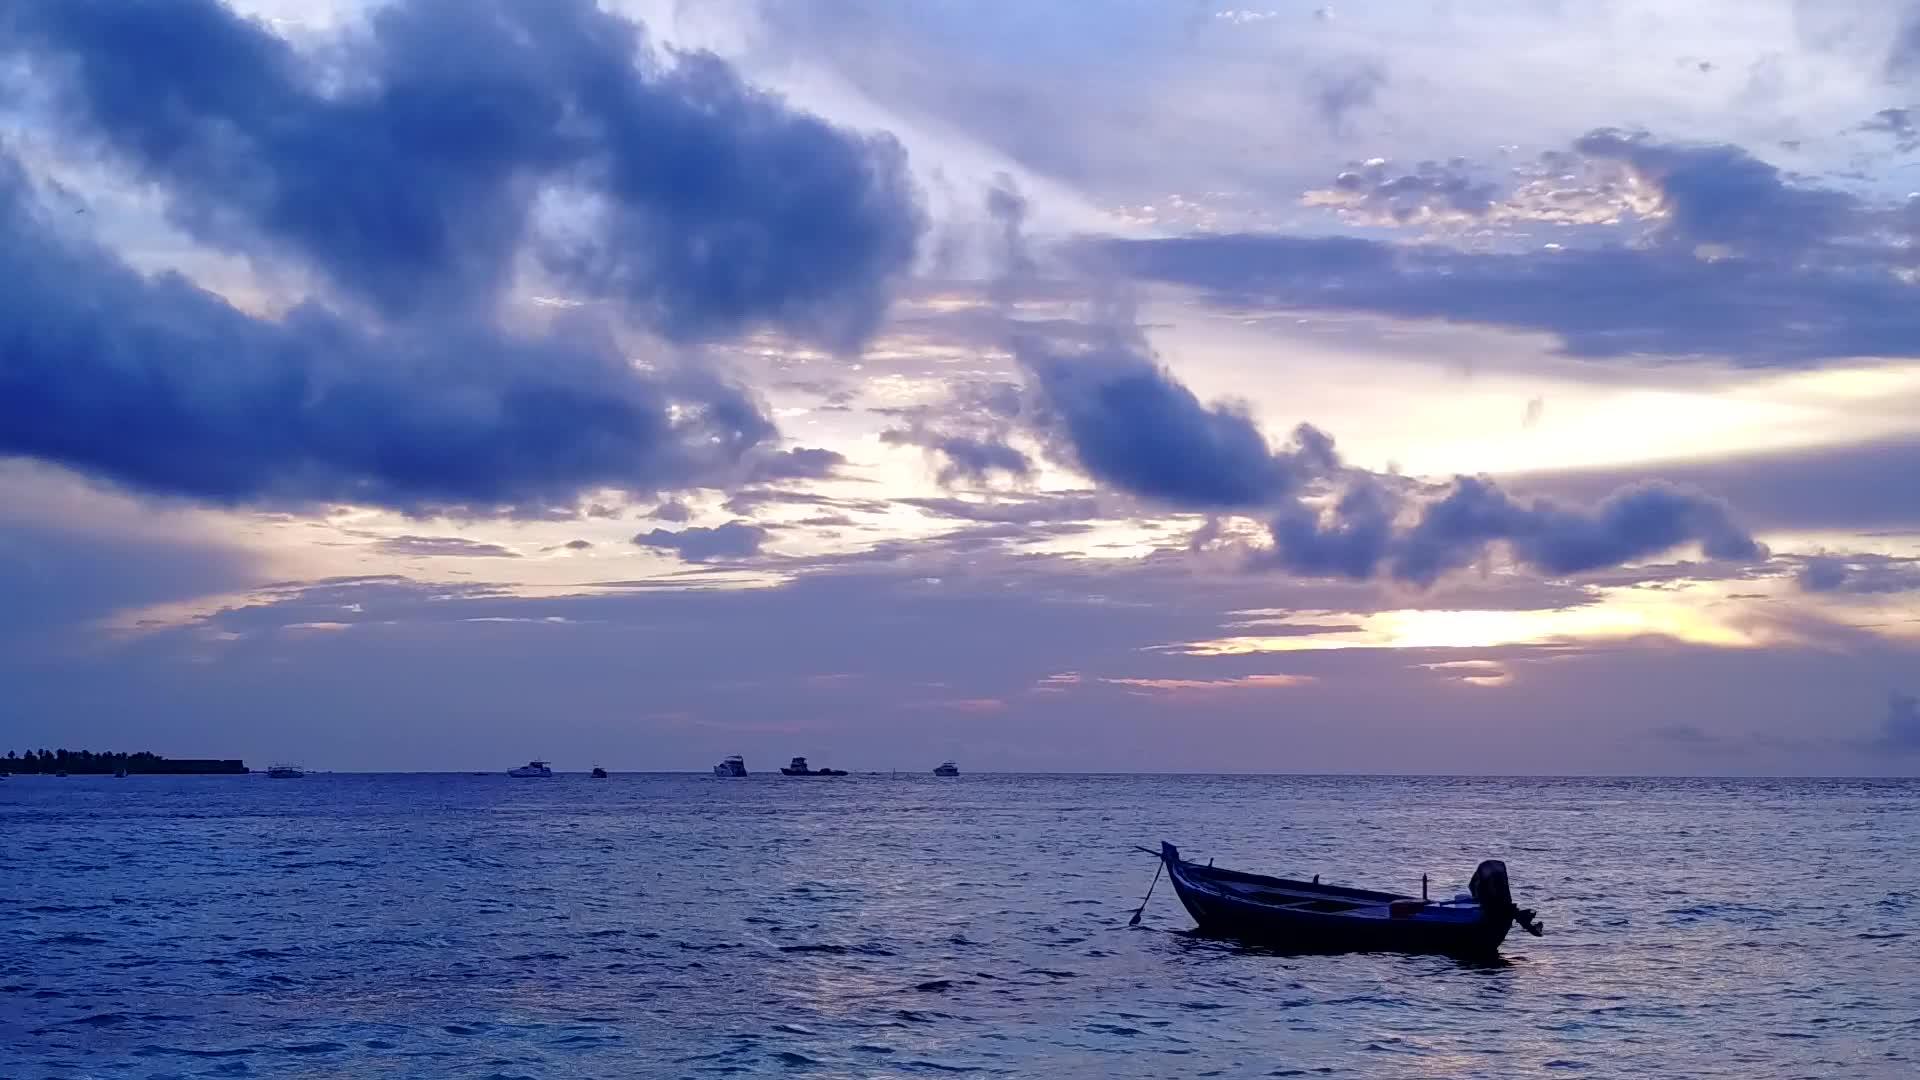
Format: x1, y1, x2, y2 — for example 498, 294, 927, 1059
648, 499, 693, 522
1307, 59, 1386, 135
0, 156, 777, 514
633, 521, 767, 562
373, 535, 521, 558
0, 0, 932, 514
3, 0, 924, 348
46, 550, 1911, 773
1260, 475, 1760, 585
1883, 692, 1920, 753
1572, 128, 1857, 257
1860, 107, 1920, 151
908, 697, 1007, 713
1506, 436, 1920, 533
564, 539, 594, 550
745, 447, 847, 483
1890, 9, 1920, 79
898, 494, 1105, 524
1108, 231, 1920, 366
721, 489, 892, 516
880, 427, 1033, 486
1391, 478, 1760, 585
0, 515, 259, 644
1303, 157, 1498, 225
1262, 477, 1398, 580
1108, 131, 1920, 366
1795, 554, 1920, 594
1013, 324, 1337, 509
1003, 309, 1760, 585
1101, 673, 1315, 695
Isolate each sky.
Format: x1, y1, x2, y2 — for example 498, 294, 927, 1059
2, 0, 1919, 774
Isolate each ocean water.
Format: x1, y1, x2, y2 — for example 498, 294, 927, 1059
3, 773, 1916, 1079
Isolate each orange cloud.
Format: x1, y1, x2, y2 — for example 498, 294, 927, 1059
911, 698, 1008, 713
1416, 660, 1514, 688
1102, 673, 1316, 695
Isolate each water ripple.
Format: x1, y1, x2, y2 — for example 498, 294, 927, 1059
2, 773, 1917, 1077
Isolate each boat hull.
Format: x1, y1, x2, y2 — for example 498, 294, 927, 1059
1161, 843, 1513, 957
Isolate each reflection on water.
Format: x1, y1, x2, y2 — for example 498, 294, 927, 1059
3, 773, 1916, 1077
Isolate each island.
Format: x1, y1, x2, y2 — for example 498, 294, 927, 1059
3, 750, 249, 775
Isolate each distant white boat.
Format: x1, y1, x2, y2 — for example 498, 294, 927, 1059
266, 763, 303, 779
933, 761, 959, 777
507, 760, 553, 778
713, 755, 747, 777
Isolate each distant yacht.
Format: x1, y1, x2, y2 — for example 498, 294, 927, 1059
113, 766, 129, 778
507, 760, 553, 778
779, 756, 846, 777
266, 763, 304, 779
713, 755, 747, 777
591, 766, 608, 779
933, 761, 959, 777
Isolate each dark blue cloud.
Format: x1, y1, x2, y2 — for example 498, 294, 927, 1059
0, 516, 257, 644
3, 0, 923, 348
648, 500, 694, 523
745, 448, 847, 483
1392, 478, 1761, 586
1573, 129, 1856, 257
1003, 312, 1762, 584
1109, 232, 1920, 366
1883, 692, 1920, 753
633, 521, 767, 562
1014, 328, 1335, 509
1262, 479, 1397, 580
1890, 8, 1920, 79
1105, 132, 1920, 366
0, 158, 772, 513
0, 0, 928, 511
880, 427, 1033, 486
1506, 437, 1920, 532
1796, 554, 1920, 594
1860, 108, 1920, 152
1307, 58, 1386, 135
1258, 476, 1760, 586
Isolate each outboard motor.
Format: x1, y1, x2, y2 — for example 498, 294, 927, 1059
1470, 860, 1543, 936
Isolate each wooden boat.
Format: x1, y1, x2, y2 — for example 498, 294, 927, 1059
1156, 842, 1541, 957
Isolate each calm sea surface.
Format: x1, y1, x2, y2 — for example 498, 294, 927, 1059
3, 773, 1916, 1079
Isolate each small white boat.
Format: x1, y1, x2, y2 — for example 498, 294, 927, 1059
507, 760, 553, 778
933, 761, 959, 777
266, 763, 303, 779
713, 755, 747, 777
